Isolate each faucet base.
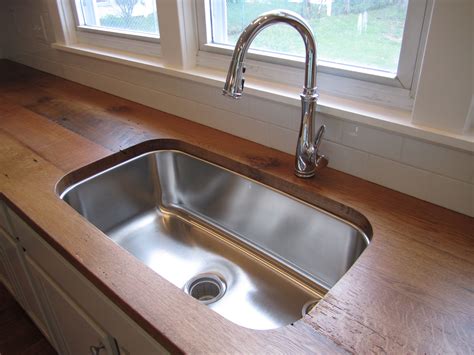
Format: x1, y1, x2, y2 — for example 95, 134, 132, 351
294, 169, 316, 178
294, 155, 328, 178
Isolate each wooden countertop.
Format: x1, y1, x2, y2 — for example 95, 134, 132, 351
0, 60, 473, 354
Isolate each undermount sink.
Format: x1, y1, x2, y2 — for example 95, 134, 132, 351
57, 144, 371, 330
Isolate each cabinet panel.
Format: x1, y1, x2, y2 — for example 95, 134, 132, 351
29, 256, 111, 355
14, 222, 167, 353
0, 201, 15, 291
0, 242, 14, 293
0, 201, 13, 235
0, 227, 27, 306
7, 207, 168, 354
0, 246, 8, 282
24, 255, 64, 352
0, 227, 50, 338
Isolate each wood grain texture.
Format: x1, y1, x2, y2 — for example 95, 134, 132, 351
0, 282, 57, 355
0, 60, 473, 354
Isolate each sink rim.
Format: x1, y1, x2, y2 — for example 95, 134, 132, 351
55, 138, 373, 246
55, 139, 373, 328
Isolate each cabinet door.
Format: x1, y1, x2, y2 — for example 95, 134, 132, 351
6, 207, 167, 354
0, 200, 13, 235
0, 227, 51, 339
0, 202, 16, 292
29, 256, 117, 355
0, 227, 23, 301
0, 238, 14, 292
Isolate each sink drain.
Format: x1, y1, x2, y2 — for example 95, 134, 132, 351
184, 273, 226, 305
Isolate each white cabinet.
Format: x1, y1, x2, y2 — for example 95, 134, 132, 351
0, 203, 14, 291
0, 225, 22, 299
0, 200, 168, 355
0, 226, 16, 293
42, 276, 110, 355
0, 245, 9, 286
0, 226, 51, 342
0, 200, 12, 235
26, 255, 119, 355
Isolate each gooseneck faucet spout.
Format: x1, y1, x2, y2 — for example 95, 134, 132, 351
223, 10, 327, 178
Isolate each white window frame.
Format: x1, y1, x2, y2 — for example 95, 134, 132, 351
68, 0, 161, 57
54, 0, 432, 110
195, 0, 432, 109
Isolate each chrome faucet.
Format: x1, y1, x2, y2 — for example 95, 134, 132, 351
223, 10, 327, 178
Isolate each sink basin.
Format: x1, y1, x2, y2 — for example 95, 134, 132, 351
58, 145, 371, 330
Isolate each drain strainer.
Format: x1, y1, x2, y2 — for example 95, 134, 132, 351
184, 273, 226, 305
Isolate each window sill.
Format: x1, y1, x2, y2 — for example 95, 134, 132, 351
51, 42, 473, 152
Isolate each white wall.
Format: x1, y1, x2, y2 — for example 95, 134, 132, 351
412, 0, 473, 133
468, 1, 474, 133
1, 0, 473, 217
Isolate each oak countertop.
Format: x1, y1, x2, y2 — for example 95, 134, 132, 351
0, 60, 472, 353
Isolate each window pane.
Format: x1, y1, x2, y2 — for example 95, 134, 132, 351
77, 0, 159, 36
210, 0, 409, 73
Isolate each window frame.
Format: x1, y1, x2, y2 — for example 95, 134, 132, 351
58, 0, 432, 110
69, 0, 161, 57
195, 0, 431, 105
49, 0, 473, 151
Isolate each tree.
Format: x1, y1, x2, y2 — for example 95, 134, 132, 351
115, 0, 138, 20
343, 0, 351, 14
301, 0, 313, 19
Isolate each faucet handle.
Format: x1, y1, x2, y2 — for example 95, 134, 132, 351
314, 125, 328, 169
240, 65, 246, 91
315, 154, 328, 169
222, 63, 246, 98
314, 124, 326, 151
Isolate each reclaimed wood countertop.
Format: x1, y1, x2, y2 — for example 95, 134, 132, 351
0, 60, 473, 354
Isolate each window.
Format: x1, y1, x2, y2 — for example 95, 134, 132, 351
198, 0, 430, 104
61, 0, 430, 108
69, 0, 161, 56
73, 0, 159, 37
210, 0, 408, 74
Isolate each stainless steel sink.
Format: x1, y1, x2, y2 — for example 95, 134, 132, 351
58, 148, 371, 330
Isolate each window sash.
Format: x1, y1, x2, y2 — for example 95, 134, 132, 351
70, 0, 161, 45
195, 0, 429, 91
61, 0, 430, 109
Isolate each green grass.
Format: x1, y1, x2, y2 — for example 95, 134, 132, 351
100, 13, 159, 34
97, 2, 406, 72
225, 2, 407, 72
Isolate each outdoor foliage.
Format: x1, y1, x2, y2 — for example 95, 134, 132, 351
224, 0, 408, 72
101, 13, 158, 33
116, 0, 139, 19
99, 0, 408, 72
